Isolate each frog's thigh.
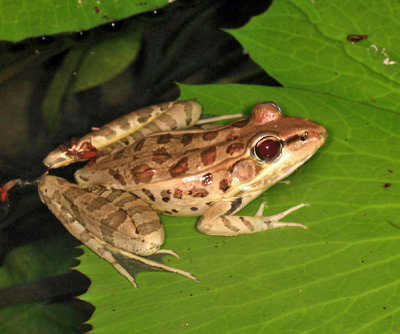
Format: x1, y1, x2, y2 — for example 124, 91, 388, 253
92, 187, 165, 256
39, 175, 164, 257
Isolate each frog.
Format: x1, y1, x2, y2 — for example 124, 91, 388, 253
38, 100, 327, 287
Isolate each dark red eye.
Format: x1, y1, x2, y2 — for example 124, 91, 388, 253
254, 137, 281, 162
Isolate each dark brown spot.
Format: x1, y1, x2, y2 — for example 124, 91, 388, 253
115, 196, 134, 207
206, 202, 213, 206
226, 143, 245, 155
108, 168, 126, 185
126, 205, 153, 216
157, 113, 178, 129
221, 216, 240, 232
161, 189, 171, 202
137, 114, 152, 123
100, 211, 128, 244
93, 188, 107, 196
201, 173, 213, 186
190, 207, 198, 211
201, 147, 216, 166
172, 209, 179, 213
169, 157, 189, 177
181, 133, 193, 146
174, 188, 183, 199
145, 121, 162, 134
285, 134, 303, 145
86, 197, 110, 212
219, 178, 231, 192
77, 174, 89, 182
384, 183, 391, 188
63, 186, 88, 200
152, 147, 172, 165
226, 198, 242, 215
226, 133, 238, 141
239, 216, 254, 231
142, 188, 155, 201
182, 101, 194, 126
136, 221, 160, 235
164, 211, 172, 215
346, 34, 368, 43
131, 164, 155, 184
388, 169, 393, 173
157, 134, 173, 144
185, 117, 193, 126
232, 118, 249, 128
99, 189, 124, 202
191, 188, 209, 198
101, 210, 127, 231
118, 117, 131, 130
134, 139, 145, 152
98, 126, 117, 139
202, 131, 218, 141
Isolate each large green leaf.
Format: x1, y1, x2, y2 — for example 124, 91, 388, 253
72, 0, 400, 332
0, 0, 168, 42
79, 83, 400, 333
230, 0, 400, 111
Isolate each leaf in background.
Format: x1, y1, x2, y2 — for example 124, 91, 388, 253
41, 46, 86, 130
0, 0, 169, 42
0, 235, 87, 334
71, 22, 143, 93
0, 303, 88, 334
230, 0, 400, 111
0, 234, 79, 287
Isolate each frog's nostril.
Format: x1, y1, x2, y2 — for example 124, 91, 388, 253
300, 131, 308, 141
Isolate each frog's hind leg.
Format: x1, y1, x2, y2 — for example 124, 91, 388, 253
39, 175, 197, 287
92, 187, 199, 283
78, 230, 140, 288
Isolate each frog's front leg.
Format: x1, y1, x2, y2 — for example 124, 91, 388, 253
38, 175, 197, 287
197, 194, 308, 236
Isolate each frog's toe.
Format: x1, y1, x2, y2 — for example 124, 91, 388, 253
155, 249, 180, 259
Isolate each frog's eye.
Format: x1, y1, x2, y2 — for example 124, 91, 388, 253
253, 137, 282, 162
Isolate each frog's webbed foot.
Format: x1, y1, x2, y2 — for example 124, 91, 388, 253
255, 201, 309, 229
110, 246, 199, 287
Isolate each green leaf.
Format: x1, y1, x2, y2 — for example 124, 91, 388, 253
0, 235, 86, 334
0, 0, 169, 42
69, 0, 400, 332
0, 303, 88, 334
79, 83, 400, 333
71, 22, 143, 93
41, 22, 143, 129
230, 0, 400, 111
0, 235, 79, 287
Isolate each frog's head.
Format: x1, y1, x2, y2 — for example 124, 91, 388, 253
229, 102, 327, 192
